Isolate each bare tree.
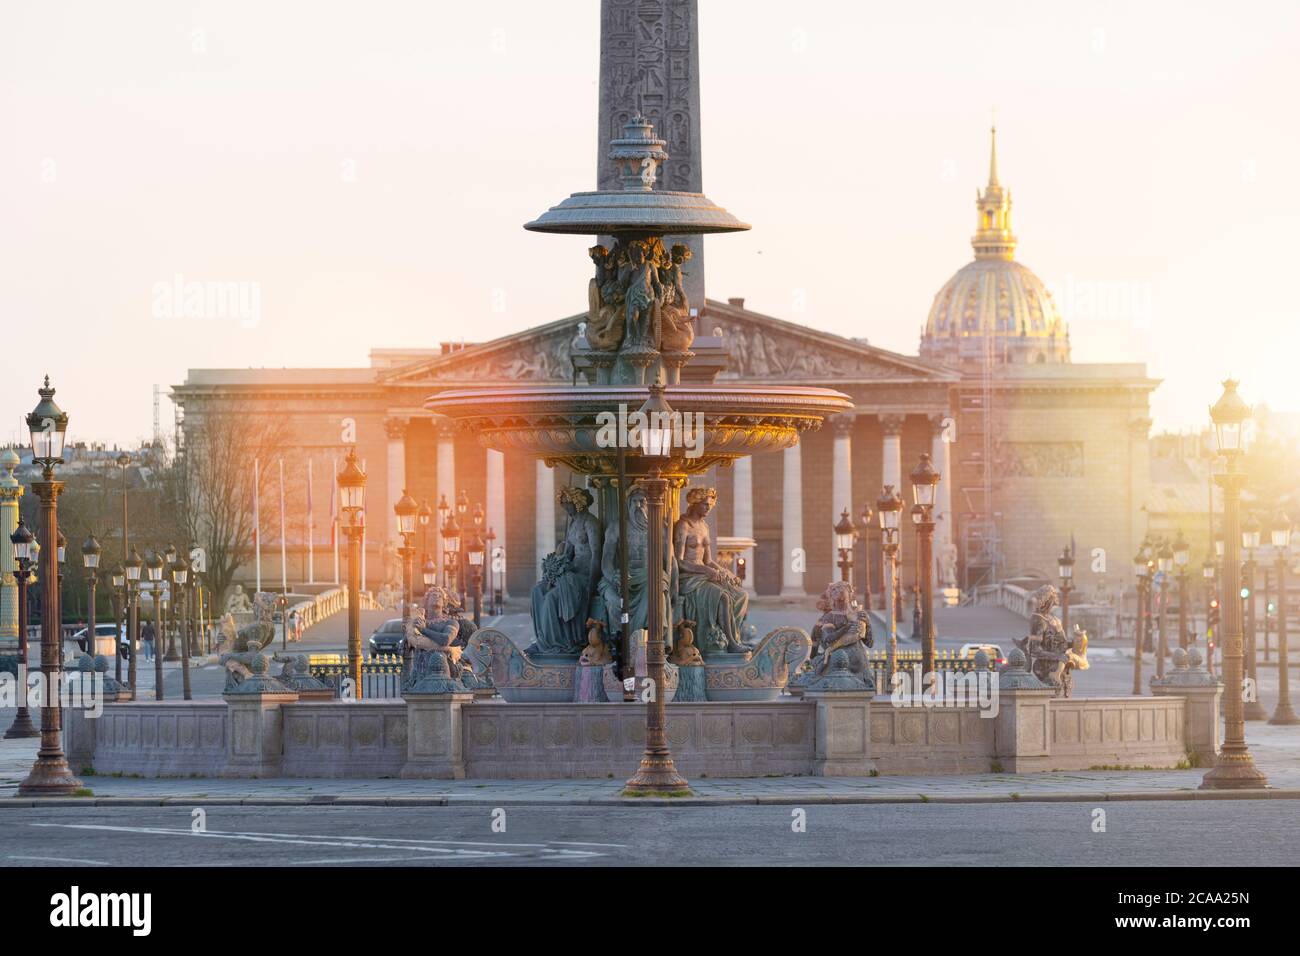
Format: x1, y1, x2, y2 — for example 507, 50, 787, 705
176, 407, 289, 609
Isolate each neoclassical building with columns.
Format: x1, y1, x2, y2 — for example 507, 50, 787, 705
172, 135, 1156, 604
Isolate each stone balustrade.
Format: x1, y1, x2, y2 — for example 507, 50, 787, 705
66, 675, 1220, 780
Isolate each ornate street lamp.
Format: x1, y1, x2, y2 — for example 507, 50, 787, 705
422, 556, 436, 591
418, 499, 433, 569
1155, 540, 1174, 680
436, 494, 450, 588
337, 449, 367, 698
485, 526, 499, 615
1269, 512, 1297, 725
145, 550, 165, 699
1132, 547, 1149, 694
1201, 379, 1267, 789
466, 522, 485, 627
109, 564, 125, 686
834, 508, 857, 585
18, 377, 82, 796
394, 488, 419, 631
173, 553, 191, 699
858, 504, 875, 606
909, 453, 940, 678
81, 535, 101, 664
877, 485, 903, 676
124, 546, 142, 692
161, 544, 179, 661
1058, 545, 1075, 637
4, 519, 39, 738
441, 511, 461, 599
626, 383, 690, 796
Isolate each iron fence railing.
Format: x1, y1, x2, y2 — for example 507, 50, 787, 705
308, 653, 405, 699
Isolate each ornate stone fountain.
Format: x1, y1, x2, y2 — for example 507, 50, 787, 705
427, 115, 851, 704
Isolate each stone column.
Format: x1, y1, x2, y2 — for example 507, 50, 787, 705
435, 423, 456, 582
0, 452, 21, 646
486, 448, 508, 598
781, 442, 804, 597
535, 460, 556, 577
929, 413, 954, 568
732, 455, 756, 596
384, 417, 408, 553
831, 414, 854, 575
880, 414, 905, 494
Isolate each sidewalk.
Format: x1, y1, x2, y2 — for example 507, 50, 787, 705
3, 723, 1297, 808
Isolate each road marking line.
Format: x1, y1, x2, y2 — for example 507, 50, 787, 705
10, 854, 112, 866
29, 823, 512, 857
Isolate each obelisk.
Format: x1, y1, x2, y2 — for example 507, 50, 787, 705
598, 0, 705, 308
0, 451, 21, 649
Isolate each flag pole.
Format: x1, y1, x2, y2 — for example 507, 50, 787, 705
307, 458, 315, 585
332, 456, 340, 586
279, 458, 288, 594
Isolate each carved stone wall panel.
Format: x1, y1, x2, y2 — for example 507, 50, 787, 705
993, 441, 1084, 478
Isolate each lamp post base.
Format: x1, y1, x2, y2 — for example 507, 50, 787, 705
1268, 702, 1300, 725
3, 710, 39, 738
624, 753, 691, 795
1243, 700, 1269, 721
18, 755, 84, 796
1199, 751, 1269, 790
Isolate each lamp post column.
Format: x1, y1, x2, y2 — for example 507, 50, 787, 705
153, 583, 165, 701
1202, 379, 1266, 789
1131, 569, 1146, 695
4, 556, 37, 738
127, 580, 138, 693
1271, 538, 1298, 724
625, 469, 689, 795
347, 517, 362, 698
1178, 570, 1189, 650
1243, 553, 1267, 720
1156, 576, 1169, 681
19, 474, 81, 795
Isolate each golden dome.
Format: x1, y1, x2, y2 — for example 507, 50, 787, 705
920, 128, 1069, 366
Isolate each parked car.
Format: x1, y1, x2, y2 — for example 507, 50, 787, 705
70, 623, 129, 659
368, 619, 406, 656
959, 642, 1005, 666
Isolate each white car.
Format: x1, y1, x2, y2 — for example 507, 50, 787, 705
69, 623, 129, 659
959, 643, 1005, 666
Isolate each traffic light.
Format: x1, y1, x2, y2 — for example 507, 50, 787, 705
1208, 599, 1220, 635
1240, 587, 1251, 600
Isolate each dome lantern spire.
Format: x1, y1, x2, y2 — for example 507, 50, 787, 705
972, 123, 1016, 260
987, 123, 1000, 188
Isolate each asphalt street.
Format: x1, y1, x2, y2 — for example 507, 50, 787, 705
1, 801, 1295, 866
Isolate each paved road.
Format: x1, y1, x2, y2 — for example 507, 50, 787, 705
2, 801, 1295, 866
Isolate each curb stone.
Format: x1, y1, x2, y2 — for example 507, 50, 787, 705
4, 788, 1299, 808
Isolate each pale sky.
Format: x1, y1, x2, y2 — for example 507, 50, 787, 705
2, 0, 1298, 446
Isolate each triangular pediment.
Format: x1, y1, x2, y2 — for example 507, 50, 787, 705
704, 300, 958, 383
381, 300, 955, 386
381, 315, 580, 385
